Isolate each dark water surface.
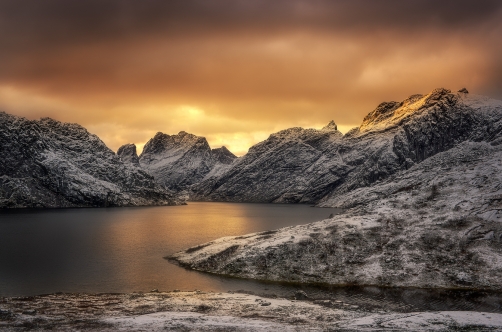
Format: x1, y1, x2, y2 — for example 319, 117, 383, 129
0, 202, 337, 297
1, 202, 501, 313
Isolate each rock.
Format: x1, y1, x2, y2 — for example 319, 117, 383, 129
294, 290, 309, 300
22, 309, 36, 315
260, 302, 271, 306
458, 87, 469, 93
322, 120, 338, 131
0, 309, 13, 319
0, 112, 183, 208
212, 146, 237, 164
454, 272, 473, 285
117, 143, 140, 166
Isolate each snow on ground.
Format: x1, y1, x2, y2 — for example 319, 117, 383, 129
2, 291, 502, 331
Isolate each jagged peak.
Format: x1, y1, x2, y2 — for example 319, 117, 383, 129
360, 101, 400, 127
212, 146, 237, 164
117, 143, 137, 155
140, 130, 210, 159
424, 88, 452, 103
358, 88, 460, 134
322, 120, 338, 131
212, 145, 232, 154
117, 143, 140, 166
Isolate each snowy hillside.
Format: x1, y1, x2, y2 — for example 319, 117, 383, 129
172, 140, 502, 290
137, 131, 236, 190
191, 122, 344, 202
0, 112, 183, 208
171, 88, 502, 291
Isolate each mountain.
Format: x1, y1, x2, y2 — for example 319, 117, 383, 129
171, 88, 502, 291
191, 123, 343, 202
191, 88, 502, 205
136, 131, 236, 191
0, 112, 183, 208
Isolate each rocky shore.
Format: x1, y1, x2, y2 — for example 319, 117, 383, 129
2, 291, 502, 331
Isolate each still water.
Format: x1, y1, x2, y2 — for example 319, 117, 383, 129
1, 202, 501, 312
0, 202, 337, 297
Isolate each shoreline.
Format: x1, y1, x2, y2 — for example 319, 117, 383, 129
167, 255, 502, 294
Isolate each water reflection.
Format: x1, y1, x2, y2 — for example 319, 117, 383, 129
0, 202, 337, 296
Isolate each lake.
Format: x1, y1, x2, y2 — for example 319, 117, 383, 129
0, 202, 338, 297
1, 202, 501, 313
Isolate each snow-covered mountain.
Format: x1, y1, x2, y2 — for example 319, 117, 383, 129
0, 112, 183, 208
136, 131, 237, 191
190, 122, 344, 202
171, 88, 502, 291
191, 88, 502, 205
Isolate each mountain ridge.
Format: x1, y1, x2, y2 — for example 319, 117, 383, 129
170, 88, 502, 291
189, 88, 502, 205
0, 112, 183, 208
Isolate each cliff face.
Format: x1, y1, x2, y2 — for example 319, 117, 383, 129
0, 112, 183, 208
190, 88, 502, 205
138, 131, 236, 191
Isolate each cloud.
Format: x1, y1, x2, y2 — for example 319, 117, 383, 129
0, 0, 501, 155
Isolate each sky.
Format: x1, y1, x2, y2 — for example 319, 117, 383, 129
0, 0, 501, 156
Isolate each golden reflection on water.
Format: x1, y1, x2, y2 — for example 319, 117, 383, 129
93, 202, 333, 292
0, 202, 337, 295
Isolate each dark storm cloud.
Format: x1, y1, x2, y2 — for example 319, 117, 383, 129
1, 0, 501, 48
0, 0, 501, 154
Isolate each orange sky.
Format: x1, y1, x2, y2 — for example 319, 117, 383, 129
0, 0, 501, 155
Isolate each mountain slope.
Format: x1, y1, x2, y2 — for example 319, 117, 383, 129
0, 112, 183, 208
191, 123, 344, 203
171, 88, 502, 291
172, 140, 502, 290
138, 131, 236, 190
191, 88, 502, 205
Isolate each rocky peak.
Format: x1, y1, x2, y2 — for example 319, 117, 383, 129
422, 88, 456, 108
117, 143, 140, 166
212, 146, 237, 164
458, 87, 469, 94
140, 131, 210, 161
138, 130, 216, 190
358, 88, 460, 134
360, 101, 401, 129
141, 132, 172, 156
322, 120, 338, 131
